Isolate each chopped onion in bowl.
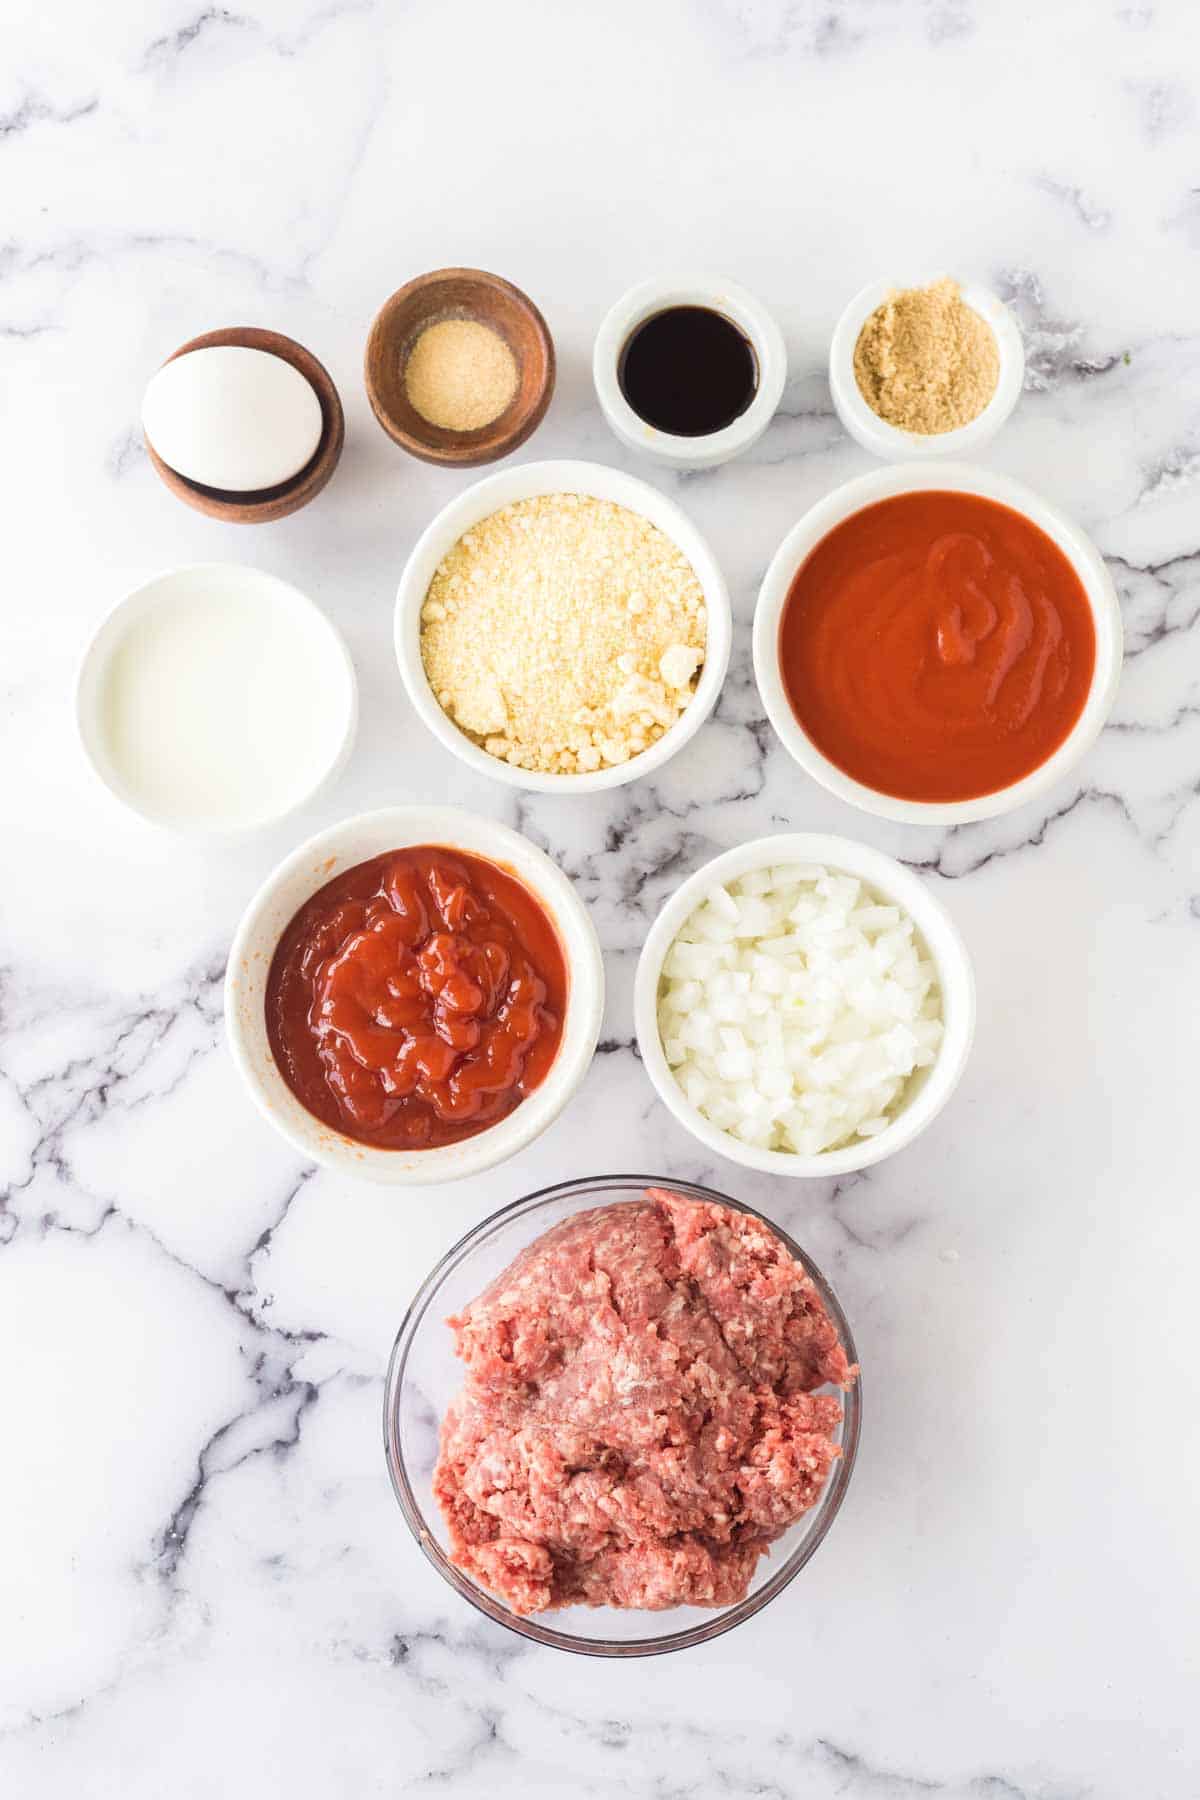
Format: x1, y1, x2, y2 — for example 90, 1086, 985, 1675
656, 864, 943, 1157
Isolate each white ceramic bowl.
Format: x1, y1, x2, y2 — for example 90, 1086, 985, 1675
77, 563, 357, 835
394, 459, 732, 794
226, 806, 604, 1184
593, 275, 787, 469
635, 833, 975, 1179
829, 277, 1024, 461
752, 462, 1124, 827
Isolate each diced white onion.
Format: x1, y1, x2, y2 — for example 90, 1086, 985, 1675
656, 863, 943, 1156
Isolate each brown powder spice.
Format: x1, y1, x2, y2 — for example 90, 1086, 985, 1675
853, 278, 1000, 435
404, 318, 518, 432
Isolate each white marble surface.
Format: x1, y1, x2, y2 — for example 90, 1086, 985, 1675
3, 1, 1199, 1793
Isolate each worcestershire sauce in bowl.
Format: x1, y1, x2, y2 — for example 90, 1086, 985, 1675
619, 306, 758, 437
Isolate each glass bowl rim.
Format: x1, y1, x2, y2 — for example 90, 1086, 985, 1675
382, 1172, 862, 1658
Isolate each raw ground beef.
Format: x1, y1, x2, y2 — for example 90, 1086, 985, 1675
432, 1188, 856, 1614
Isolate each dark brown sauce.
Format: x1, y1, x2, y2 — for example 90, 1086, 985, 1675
618, 306, 758, 437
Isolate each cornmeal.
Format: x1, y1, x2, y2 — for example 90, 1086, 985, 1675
419, 493, 707, 774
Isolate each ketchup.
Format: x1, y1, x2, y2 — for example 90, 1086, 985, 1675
266, 847, 567, 1150
777, 492, 1097, 804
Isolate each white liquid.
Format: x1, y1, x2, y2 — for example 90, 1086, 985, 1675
97, 572, 353, 829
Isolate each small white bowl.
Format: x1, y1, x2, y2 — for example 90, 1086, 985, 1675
752, 462, 1123, 827
394, 459, 732, 795
226, 807, 604, 1185
829, 277, 1024, 462
77, 563, 357, 835
634, 833, 975, 1180
593, 275, 787, 470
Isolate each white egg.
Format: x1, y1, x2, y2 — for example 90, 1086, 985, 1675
142, 345, 324, 493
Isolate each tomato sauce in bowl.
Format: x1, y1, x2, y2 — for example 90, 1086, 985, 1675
777, 491, 1097, 804
265, 846, 567, 1150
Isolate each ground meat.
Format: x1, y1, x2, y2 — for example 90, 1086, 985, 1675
432, 1189, 856, 1614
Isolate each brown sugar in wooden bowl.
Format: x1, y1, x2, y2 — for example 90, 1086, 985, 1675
144, 327, 345, 524
364, 269, 555, 468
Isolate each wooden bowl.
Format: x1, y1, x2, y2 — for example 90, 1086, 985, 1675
144, 327, 345, 524
364, 269, 555, 467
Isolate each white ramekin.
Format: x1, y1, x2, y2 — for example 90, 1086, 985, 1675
394, 459, 732, 794
77, 563, 358, 835
634, 833, 975, 1180
593, 275, 787, 469
225, 806, 604, 1185
752, 462, 1123, 827
829, 277, 1024, 461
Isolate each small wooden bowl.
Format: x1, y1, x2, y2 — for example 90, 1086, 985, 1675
364, 269, 555, 467
144, 326, 345, 524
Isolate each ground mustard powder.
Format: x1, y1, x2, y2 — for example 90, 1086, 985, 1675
405, 318, 518, 432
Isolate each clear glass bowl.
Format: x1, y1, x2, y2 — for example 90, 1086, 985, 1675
382, 1174, 862, 1657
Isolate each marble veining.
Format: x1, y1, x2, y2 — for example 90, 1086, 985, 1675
2, 0, 1198, 1794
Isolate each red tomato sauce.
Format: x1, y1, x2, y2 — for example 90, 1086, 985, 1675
778, 492, 1097, 803
266, 847, 567, 1150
